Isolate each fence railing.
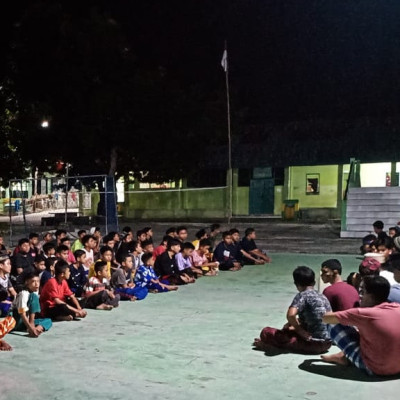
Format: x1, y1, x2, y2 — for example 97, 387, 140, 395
2, 175, 118, 245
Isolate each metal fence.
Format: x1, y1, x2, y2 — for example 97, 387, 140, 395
1, 175, 118, 245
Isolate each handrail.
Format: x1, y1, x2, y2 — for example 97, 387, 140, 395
343, 160, 355, 201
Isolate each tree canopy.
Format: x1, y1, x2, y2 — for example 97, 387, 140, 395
2, 1, 228, 183
2, 0, 400, 185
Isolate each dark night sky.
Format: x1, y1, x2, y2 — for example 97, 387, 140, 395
110, 0, 400, 122
2, 0, 400, 123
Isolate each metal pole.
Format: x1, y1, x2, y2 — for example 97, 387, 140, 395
65, 164, 69, 224
8, 181, 12, 247
105, 176, 108, 234
224, 41, 233, 225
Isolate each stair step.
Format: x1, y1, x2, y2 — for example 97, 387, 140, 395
348, 193, 400, 200
342, 187, 400, 237
347, 204, 400, 211
347, 207, 400, 213
349, 187, 400, 194
340, 231, 374, 238
347, 211, 400, 219
347, 199, 400, 206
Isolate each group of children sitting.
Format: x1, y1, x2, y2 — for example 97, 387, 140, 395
0, 224, 270, 351
254, 219, 400, 377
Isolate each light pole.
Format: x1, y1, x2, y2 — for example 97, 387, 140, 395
64, 163, 72, 224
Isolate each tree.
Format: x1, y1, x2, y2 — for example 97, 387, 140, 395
0, 79, 28, 184
8, 1, 228, 183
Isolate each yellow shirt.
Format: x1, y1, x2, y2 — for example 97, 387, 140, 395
88, 260, 112, 279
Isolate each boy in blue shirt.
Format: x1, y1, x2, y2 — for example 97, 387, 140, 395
213, 232, 242, 271
111, 254, 148, 301
135, 253, 178, 293
68, 250, 88, 297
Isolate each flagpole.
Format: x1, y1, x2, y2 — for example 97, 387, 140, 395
223, 41, 233, 226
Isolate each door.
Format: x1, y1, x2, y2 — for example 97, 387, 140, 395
249, 178, 274, 214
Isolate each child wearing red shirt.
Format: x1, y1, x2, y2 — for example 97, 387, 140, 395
40, 260, 87, 321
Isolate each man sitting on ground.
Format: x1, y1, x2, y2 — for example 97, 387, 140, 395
322, 275, 400, 376
241, 228, 271, 264
320, 259, 360, 311
254, 266, 332, 354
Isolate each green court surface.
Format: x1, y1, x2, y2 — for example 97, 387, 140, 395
2, 253, 399, 400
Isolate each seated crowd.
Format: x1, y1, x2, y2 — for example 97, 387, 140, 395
0, 224, 270, 351
3, 218, 400, 378
254, 219, 400, 377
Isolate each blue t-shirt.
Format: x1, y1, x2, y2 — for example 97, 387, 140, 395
135, 265, 157, 288
388, 284, 400, 304
290, 288, 332, 340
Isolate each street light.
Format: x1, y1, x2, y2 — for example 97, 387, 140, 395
41, 120, 49, 128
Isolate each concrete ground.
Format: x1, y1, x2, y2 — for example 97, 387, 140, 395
2, 212, 361, 253
2, 253, 398, 400
145, 220, 361, 254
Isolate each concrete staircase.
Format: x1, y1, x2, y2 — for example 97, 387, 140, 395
341, 187, 400, 238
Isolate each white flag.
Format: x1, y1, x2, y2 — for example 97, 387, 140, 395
221, 49, 228, 72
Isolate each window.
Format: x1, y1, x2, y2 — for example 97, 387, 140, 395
306, 173, 320, 195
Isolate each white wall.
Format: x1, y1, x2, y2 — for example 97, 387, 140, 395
360, 163, 391, 187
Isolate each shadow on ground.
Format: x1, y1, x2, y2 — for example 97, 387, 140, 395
299, 359, 400, 382
2, 253, 398, 400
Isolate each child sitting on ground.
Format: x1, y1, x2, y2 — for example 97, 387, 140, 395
40, 257, 56, 289
117, 241, 142, 269
68, 250, 88, 297
11, 238, 35, 291
0, 254, 17, 317
175, 242, 200, 279
88, 245, 115, 279
12, 271, 52, 337
190, 239, 219, 276
373, 237, 397, 285
241, 228, 271, 264
40, 260, 87, 321
154, 239, 194, 284
83, 261, 120, 310
135, 253, 178, 293
372, 220, 387, 239
208, 223, 221, 251
141, 240, 154, 257
55, 245, 70, 263
34, 255, 46, 278
352, 257, 381, 297
192, 229, 208, 250
388, 226, 400, 238
254, 266, 332, 354
165, 227, 177, 238
60, 237, 76, 264
110, 254, 148, 301
360, 234, 376, 255
213, 232, 242, 271
153, 235, 169, 259
230, 228, 264, 265
42, 242, 56, 259
0, 235, 11, 255
143, 227, 154, 243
